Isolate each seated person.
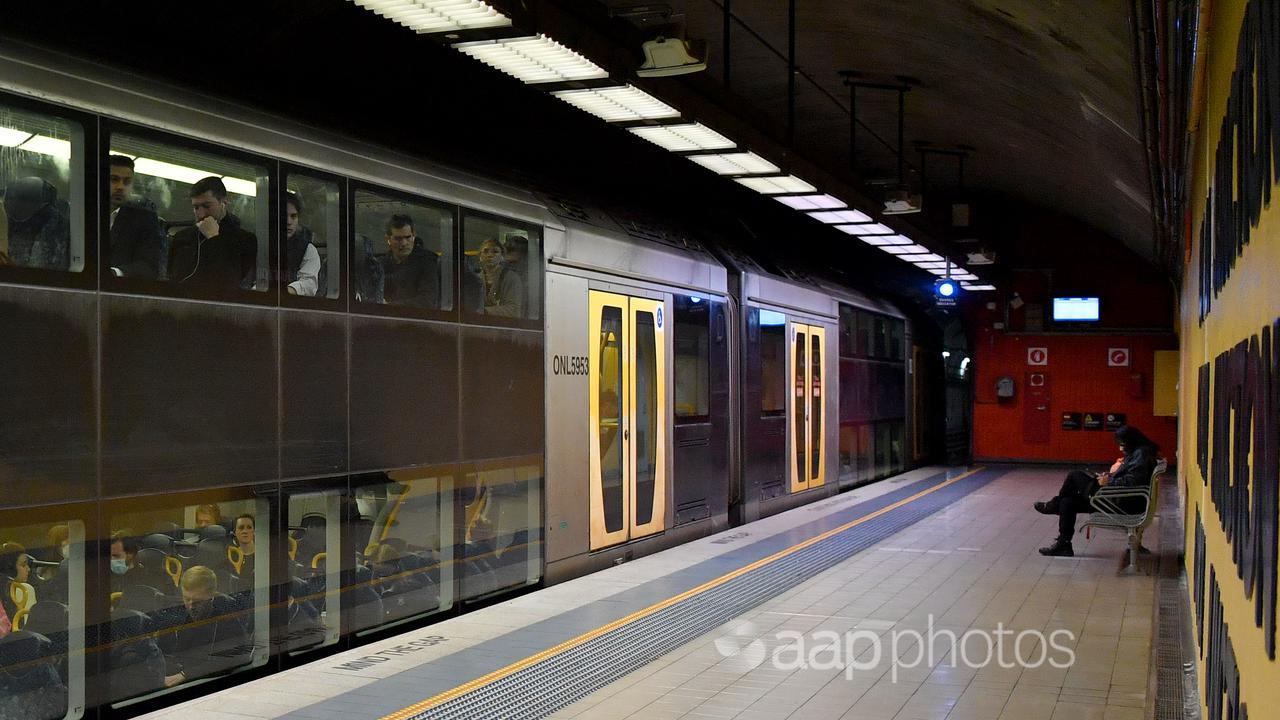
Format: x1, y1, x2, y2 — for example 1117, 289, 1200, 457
167, 176, 257, 292
1033, 425, 1159, 556
379, 214, 439, 308
108, 531, 139, 593
232, 514, 256, 577
283, 191, 320, 297
3, 176, 69, 271
194, 504, 223, 531
0, 545, 35, 621
163, 566, 248, 687
504, 234, 529, 279
478, 238, 523, 317
107, 155, 167, 279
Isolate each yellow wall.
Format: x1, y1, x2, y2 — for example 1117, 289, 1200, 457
1181, 0, 1280, 714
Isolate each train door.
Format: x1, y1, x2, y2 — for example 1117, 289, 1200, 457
588, 290, 667, 551
790, 323, 826, 493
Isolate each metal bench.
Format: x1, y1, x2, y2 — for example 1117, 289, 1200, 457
1080, 458, 1168, 572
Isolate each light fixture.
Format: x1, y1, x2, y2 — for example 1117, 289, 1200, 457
0, 127, 32, 147
688, 152, 780, 176
859, 235, 913, 246
628, 123, 735, 152
897, 253, 944, 263
220, 177, 259, 197
453, 35, 607, 84
352, 0, 511, 33
775, 194, 844, 210
129, 156, 257, 197
734, 175, 816, 194
877, 244, 930, 255
962, 284, 997, 291
835, 223, 893, 236
808, 209, 872, 224
935, 278, 960, 300
952, 273, 979, 281
16, 134, 71, 160
911, 262, 952, 269
551, 85, 679, 122
923, 267, 953, 275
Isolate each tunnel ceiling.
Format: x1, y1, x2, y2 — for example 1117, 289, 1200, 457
613, 0, 1155, 263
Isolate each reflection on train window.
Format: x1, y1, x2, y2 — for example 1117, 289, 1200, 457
460, 464, 541, 601
348, 472, 451, 634
104, 496, 268, 706
461, 213, 542, 320
674, 296, 710, 424
0, 104, 84, 273
888, 319, 904, 360
838, 305, 856, 358
0, 516, 84, 720
282, 491, 342, 655
283, 174, 341, 299
108, 134, 268, 293
353, 189, 452, 310
873, 316, 888, 358
598, 307, 625, 534
759, 309, 786, 417
855, 311, 872, 357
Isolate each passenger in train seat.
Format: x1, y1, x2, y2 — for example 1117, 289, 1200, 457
504, 234, 528, 279
0, 545, 36, 623
3, 176, 69, 271
163, 566, 249, 687
380, 213, 439, 308
478, 238, 523, 317
1033, 425, 1159, 557
167, 176, 257, 292
283, 191, 320, 296
232, 514, 256, 578
194, 504, 224, 530
107, 154, 168, 279
108, 531, 140, 593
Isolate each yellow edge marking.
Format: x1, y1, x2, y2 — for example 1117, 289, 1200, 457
380, 467, 986, 720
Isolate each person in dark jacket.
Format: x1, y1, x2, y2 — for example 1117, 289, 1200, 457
1034, 425, 1159, 556
283, 191, 320, 296
162, 566, 249, 687
379, 214, 439, 308
4, 176, 69, 271
167, 176, 257, 293
107, 155, 167, 280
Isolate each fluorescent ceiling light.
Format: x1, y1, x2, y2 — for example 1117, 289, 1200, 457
952, 273, 979, 281
835, 222, 893, 236
910, 261, 951, 269
734, 175, 816, 194
453, 35, 607, 84
130, 157, 256, 197
19, 135, 71, 160
688, 152, 780, 176
551, 85, 679, 122
629, 123, 735, 152
923, 267, 953, 275
962, 284, 996, 291
776, 194, 844, 210
353, 0, 511, 33
878, 244, 930, 255
859, 234, 912, 246
898, 253, 944, 263
808, 209, 872, 224
0, 127, 32, 147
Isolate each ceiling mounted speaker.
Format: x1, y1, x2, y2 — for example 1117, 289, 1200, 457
638, 37, 707, 77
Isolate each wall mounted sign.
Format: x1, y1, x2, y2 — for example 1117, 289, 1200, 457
1105, 412, 1126, 430
1061, 412, 1081, 430
1027, 347, 1048, 366
1108, 347, 1131, 367
1082, 412, 1105, 430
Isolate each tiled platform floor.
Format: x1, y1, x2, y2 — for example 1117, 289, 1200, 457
548, 467, 1157, 720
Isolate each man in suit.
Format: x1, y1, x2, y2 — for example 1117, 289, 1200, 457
107, 155, 167, 279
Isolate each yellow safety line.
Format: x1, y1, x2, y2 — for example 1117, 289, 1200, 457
380, 466, 986, 720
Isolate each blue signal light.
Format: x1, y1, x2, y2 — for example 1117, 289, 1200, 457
934, 278, 959, 302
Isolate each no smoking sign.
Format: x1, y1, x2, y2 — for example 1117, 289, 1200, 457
1108, 348, 1130, 367
1027, 347, 1048, 366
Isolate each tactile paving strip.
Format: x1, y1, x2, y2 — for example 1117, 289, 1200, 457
404, 469, 999, 720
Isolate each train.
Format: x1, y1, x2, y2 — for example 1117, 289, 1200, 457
0, 38, 922, 719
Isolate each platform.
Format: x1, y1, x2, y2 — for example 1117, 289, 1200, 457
137, 466, 1165, 720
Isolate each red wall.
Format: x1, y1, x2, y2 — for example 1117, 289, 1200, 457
971, 329, 1178, 462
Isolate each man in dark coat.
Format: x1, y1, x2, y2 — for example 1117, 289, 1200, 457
4, 176, 69, 271
168, 176, 257, 293
107, 155, 167, 279
379, 213, 439, 308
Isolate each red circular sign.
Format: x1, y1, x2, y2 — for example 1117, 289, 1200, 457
1111, 350, 1127, 364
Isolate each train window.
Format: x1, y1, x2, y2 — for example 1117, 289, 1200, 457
103, 495, 269, 706
838, 305, 856, 358
674, 295, 710, 424
347, 471, 451, 634
855, 311, 872, 357
283, 173, 342, 300
0, 103, 85, 273
459, 463, 541, 602
282, 491, 341, 654
759, 309, 786, 417
0, 514, 85, 720
461, 212, 542, 322
888, 319, 904, 360
353, 188, 453, 311
873, 315, 888, 358
107, 133, 269, 295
